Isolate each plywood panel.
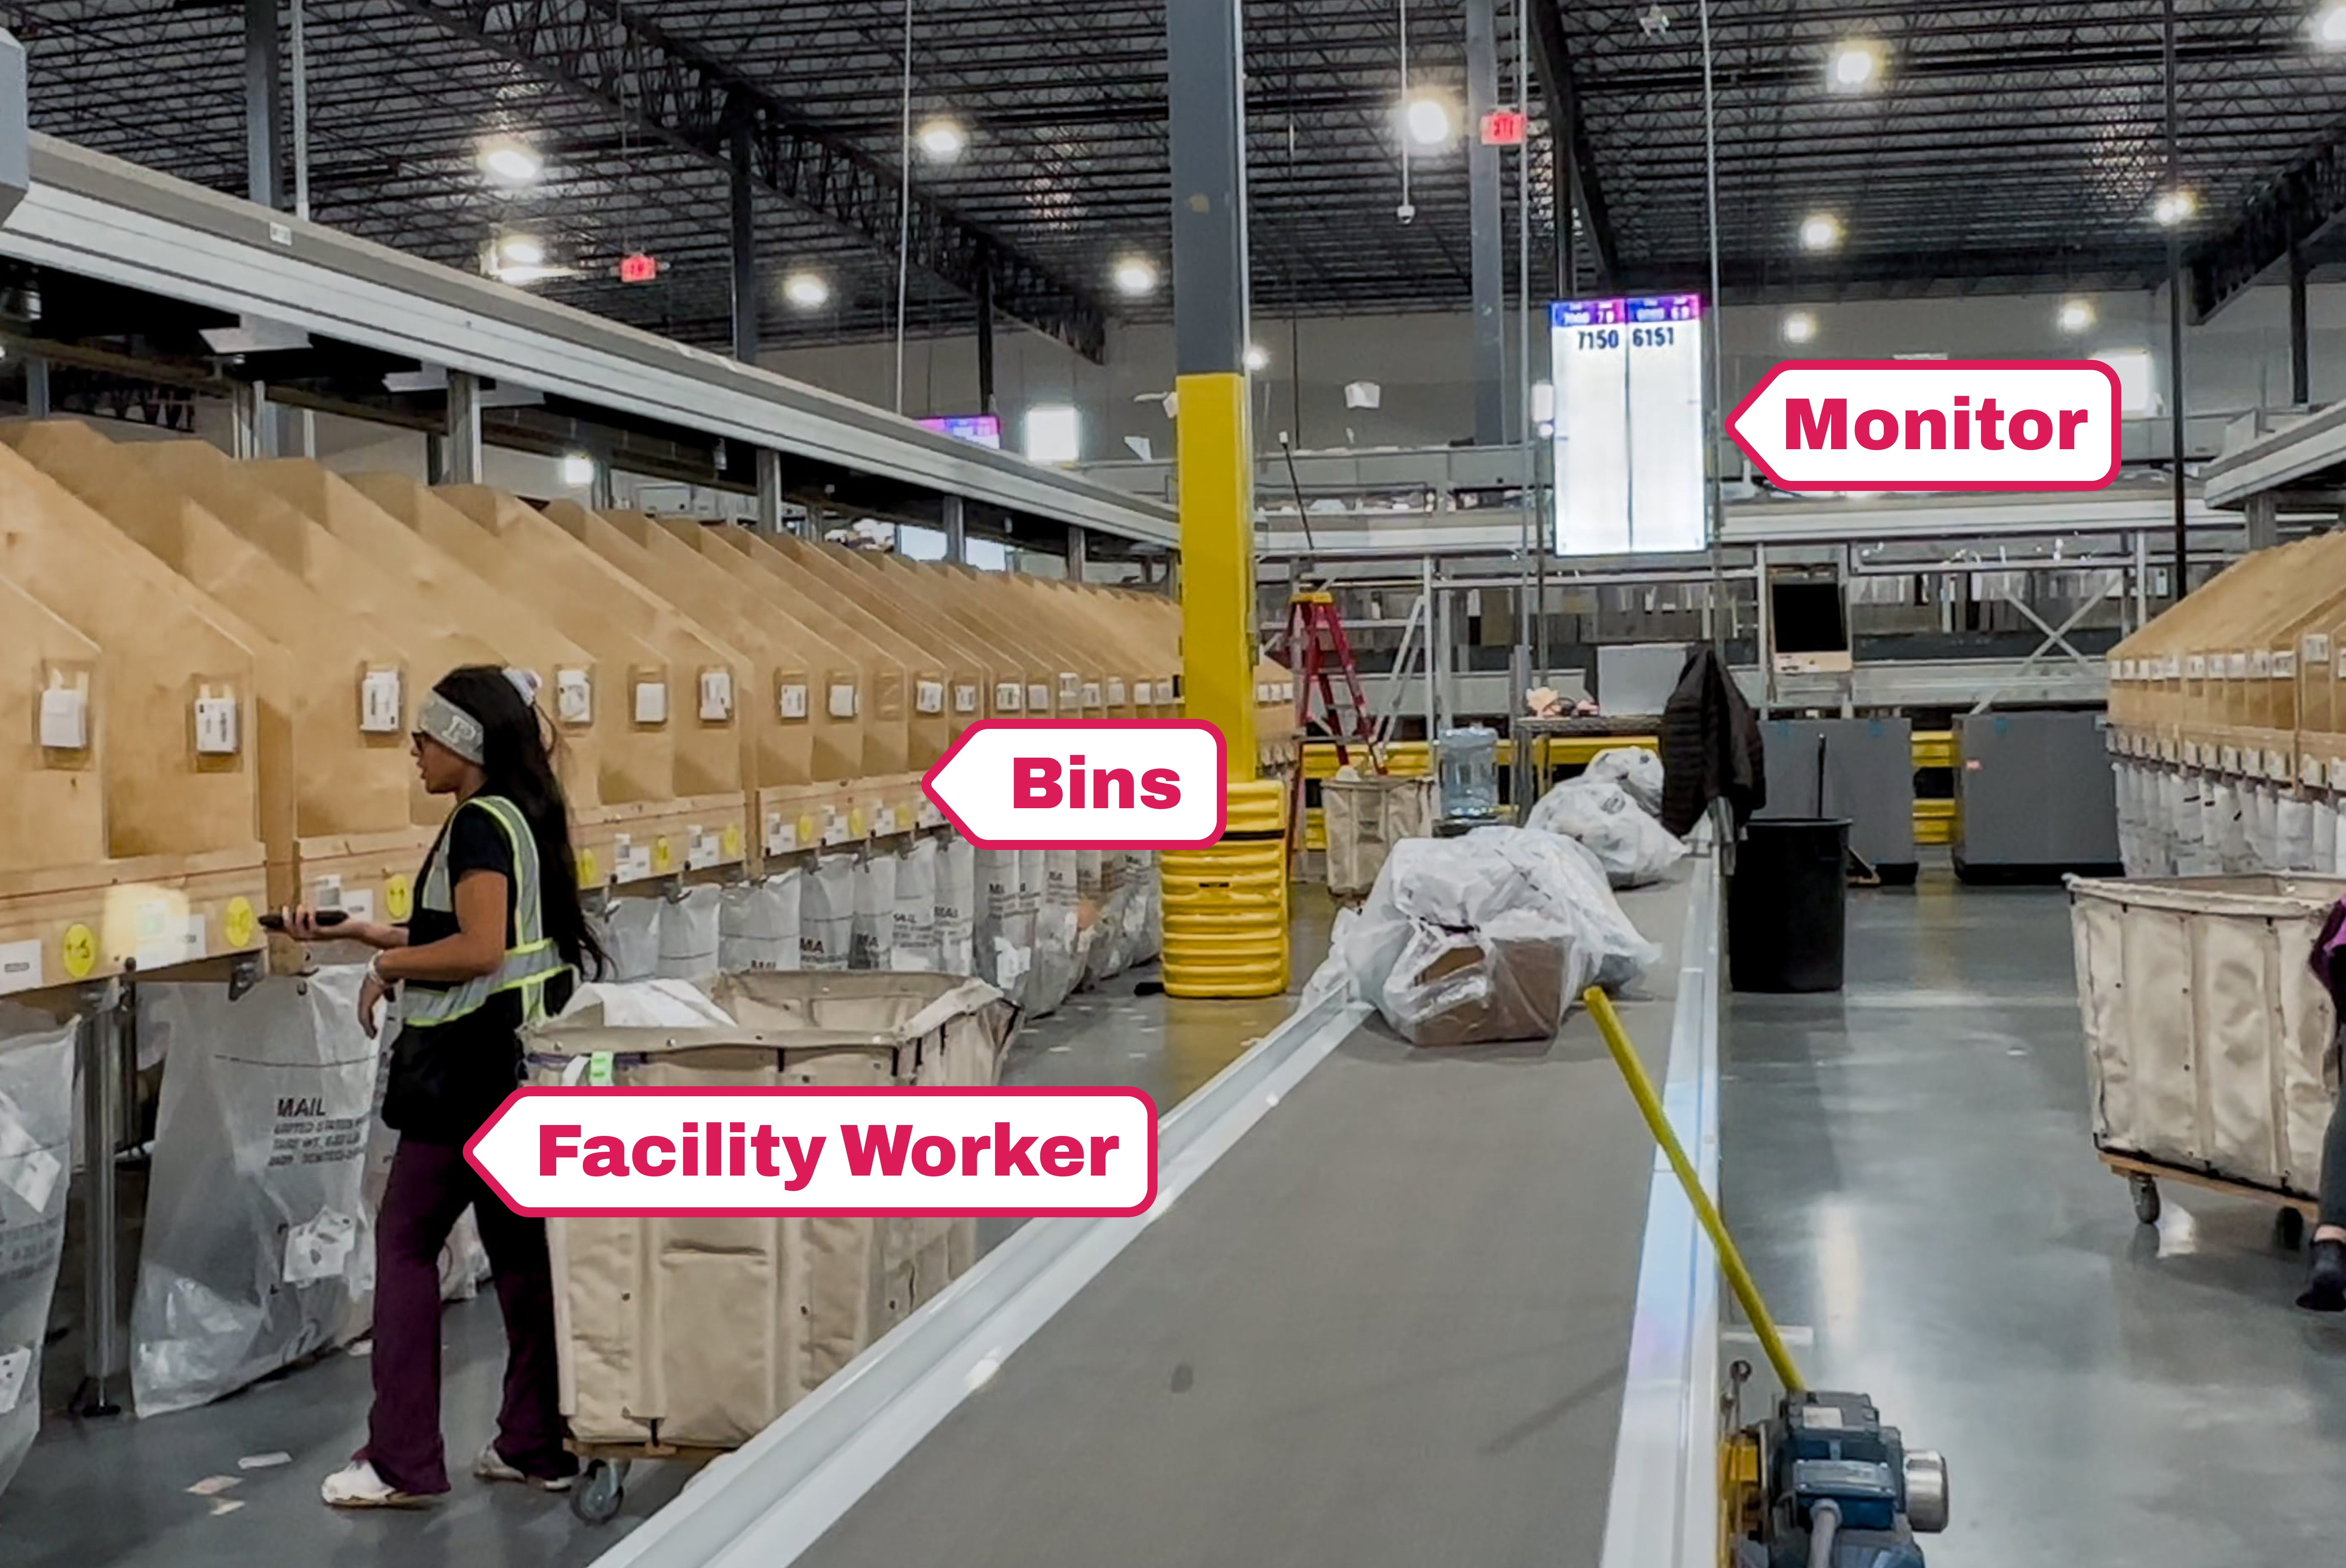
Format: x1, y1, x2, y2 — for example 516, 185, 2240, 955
0, 569, 106, 875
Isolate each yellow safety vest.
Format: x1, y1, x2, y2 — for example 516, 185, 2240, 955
400, 794, 569, 1029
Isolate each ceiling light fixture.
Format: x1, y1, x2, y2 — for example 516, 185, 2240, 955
1781, 310, 1818, 344
2152, 189, 2196, 226
1798, 212, 1842, 252
1404, 94, 1454, 147
2057, 298, 2096, 334
497, 234, 546, 268
783, 272, 830, 309
1244, 344, 1269, 372
2316, 0, 2346, 47
917, 118, 967, 162
1112, 257, 1159, 297
1828, 41, 1882, 89
479, 141, 542, 185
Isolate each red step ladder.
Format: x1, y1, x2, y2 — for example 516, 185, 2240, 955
1281, 589, 1378, 863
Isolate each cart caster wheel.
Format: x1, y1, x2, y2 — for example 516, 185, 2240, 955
571, 1459, 627, 1525
2129, 1173, 2161, 1226
2277, 1207, 2307, 1250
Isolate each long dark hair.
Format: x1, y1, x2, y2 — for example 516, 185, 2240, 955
434, 665, 607, 981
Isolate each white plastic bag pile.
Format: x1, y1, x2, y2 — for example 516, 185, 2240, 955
2111, 760, 2346, 879
1306, 826, 1661, 1047
1584, 746, 1665, 816
0, 1014, 75, 1497
1523, 775, 1688, 888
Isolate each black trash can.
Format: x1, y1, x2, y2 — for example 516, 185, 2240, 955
1729, 817, 1849, 993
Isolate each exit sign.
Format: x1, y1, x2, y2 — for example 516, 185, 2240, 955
1480, 109, 1528, 146
618, 252, 659, 283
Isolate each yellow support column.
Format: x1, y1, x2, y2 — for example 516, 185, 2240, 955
1157, 0, 1287, 999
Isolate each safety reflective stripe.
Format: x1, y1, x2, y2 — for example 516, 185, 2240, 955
403, 794, 569, 1029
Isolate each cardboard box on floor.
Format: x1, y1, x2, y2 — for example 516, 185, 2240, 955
0, 420, 427, 929
0, 442, 268, 983
543, 502, 865, 859
415, 487, 750, 885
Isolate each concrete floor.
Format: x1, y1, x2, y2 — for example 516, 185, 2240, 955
1726, 870, 2346, 1566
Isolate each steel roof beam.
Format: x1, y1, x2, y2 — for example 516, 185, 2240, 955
1528, 0, 1616, 286
2188, 121, 2346, 322
374, 0, 1109, 359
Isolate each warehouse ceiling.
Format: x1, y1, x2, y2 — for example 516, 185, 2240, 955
10, 0, 2346, 357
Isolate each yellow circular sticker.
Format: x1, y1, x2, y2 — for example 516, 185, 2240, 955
384, 873, 413, 921
721, 823, 743, 860
653, 837, 675, 874
575, 850, 599, 889
223, 896, 258, 949
797, 814, 817, 847
61, 923, 97, 980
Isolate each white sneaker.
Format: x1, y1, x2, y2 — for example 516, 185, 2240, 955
473, 1444, 575, 1492
320, 1460, 427, 1509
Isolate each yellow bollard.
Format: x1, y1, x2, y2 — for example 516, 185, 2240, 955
1581, 986, 1806, 1395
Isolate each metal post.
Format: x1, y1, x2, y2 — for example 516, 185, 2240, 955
443, 369, 483, 486
230, 380, 268, 460
244, 0, 281, 210
24, 351, 48, 417
289, 0, 309, 220
729, 103, 759, 365
1421, 554, 1438, 738
755, 447, 784, 534
1754, 541, 1773, 716
942, 493, 967, 563
2290, 244, 2311, 407
2133, 530, 2151, 629
2163, 0, 2186, 607
1466, 0, 1504, 446
1066, 524, 1088, 582
2246, 492, 2280, 551
975, 260, 997, 415
1168, 0, 1258, 774
72, 982, 123, 1416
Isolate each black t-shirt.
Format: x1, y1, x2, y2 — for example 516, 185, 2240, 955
383, 801, 574, 1145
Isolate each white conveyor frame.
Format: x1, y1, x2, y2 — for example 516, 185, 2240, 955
589, 832, 1726, 1568
0, 135, 1178, 547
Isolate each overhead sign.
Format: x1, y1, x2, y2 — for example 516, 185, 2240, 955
1550, 293, 1707, 556
1727, 360, 2122, 493
466, 1087, 1158, 1217
617, 252, 659, 283
1480, 109, 1529, 146
921, 720, 1225, 849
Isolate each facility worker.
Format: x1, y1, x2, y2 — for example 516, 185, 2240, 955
299, 666, 606, 1507
2301, 901, 2346, 1311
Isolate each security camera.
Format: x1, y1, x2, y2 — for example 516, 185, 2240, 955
1396, 202, 1417, 224
1639, 4, 1670, 35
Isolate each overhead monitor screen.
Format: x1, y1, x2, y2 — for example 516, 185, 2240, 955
1550, 293, 1707, 556
920, 413, 1004, 450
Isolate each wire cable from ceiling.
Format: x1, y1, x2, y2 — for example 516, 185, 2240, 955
1698, 0, 1728, 655
894, 0, 916, 415
1397, 0, 1412, 214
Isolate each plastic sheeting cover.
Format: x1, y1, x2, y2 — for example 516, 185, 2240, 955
975, 847, 1036, 1007
853, 851, 900, 971
132, 969, 379, 1416
720, 872, 802, 974
892, 839, 942, 972
1523, 776, 1689, 888
1585, 746, 1664, 816
0, 1019, 75, 1498
803, 855, 857, 972
1306, 826, 1661, 1045
658, 886, 723, 981
936, 837, 976, 977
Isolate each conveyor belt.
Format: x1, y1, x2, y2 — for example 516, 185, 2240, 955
598, 856, 1715, 1568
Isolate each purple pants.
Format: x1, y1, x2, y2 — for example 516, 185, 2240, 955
365, 1137, 575, 1494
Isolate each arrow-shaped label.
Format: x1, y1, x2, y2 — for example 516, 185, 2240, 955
1727, 359, 2121, 493
921, 719, 1226, 850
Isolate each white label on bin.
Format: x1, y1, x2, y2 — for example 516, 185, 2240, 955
2276, 650, 2299, 678
995, 682, 1023, 713
828, 683, 859, 719
688, 828, 721, 870
2220, 745, 2240, 774
2268, 749, 2290, 780
698, 670, 735, 722
1059, 673, 1082, 703
195, 696, 240, 756
1107, 679, 1126, 706
764, 813, 797, 855
358, 670, 403, 734
0, 940, 42, 996
38, 686, 88, 750
1135, 682, 1154, 705
1028, 683, 1052, 713
778, 683, 809, 720
2229, 652, 2251, 679
556, 668, 594, 725
916, 680, 945, 715
1082, 682, 1102, 707
2308, 634, 2333, 666
954, 683, 979, 714
633, 681, 669, 726
2187, 655, 2207, 679
614, 836, 653, 884
2252, 649, 2273, 678
2306, 756, 2326, 788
